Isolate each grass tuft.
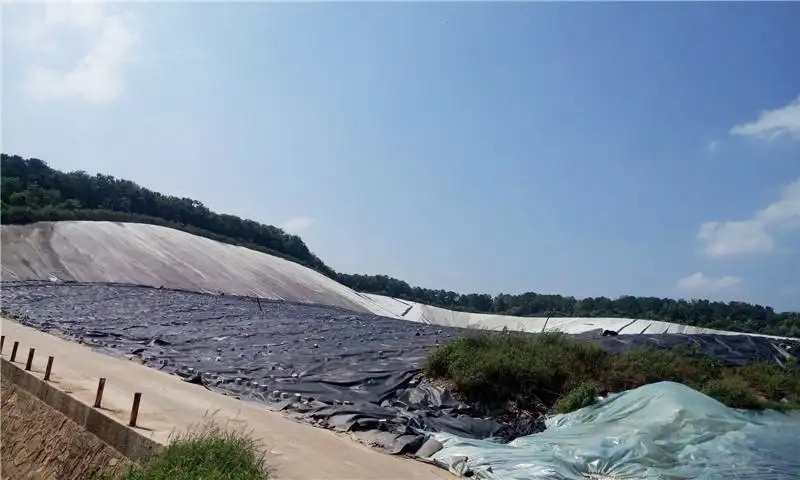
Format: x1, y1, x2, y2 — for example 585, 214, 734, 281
424, 331, 800, 414
555, 382, 600, 413
122, 423, 270, 480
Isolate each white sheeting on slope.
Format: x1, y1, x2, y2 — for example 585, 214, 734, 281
1, 221, 791, 339
0, 221, 397, 315
362, 294, 793, 340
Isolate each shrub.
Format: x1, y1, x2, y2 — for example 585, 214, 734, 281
603, 347, 722, 393
425, 331, 800, 414
555, 382, 600, 413
733, 362, 800, 406
424, 332, 604, 409
702, 376, 765, 410
123, 424, 270, 480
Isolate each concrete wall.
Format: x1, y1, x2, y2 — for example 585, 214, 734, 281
1, 359, 162, 478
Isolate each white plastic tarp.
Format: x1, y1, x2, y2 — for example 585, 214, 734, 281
424, 381, 800, 479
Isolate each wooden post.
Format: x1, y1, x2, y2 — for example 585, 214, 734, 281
0, 335, 5, 354
10, 341, 19, 362
129, 392, 142, 427
44, 356, 54, 381
25, 348, 35, 370
94, 378, 106, 408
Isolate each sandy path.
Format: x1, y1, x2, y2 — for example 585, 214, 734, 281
0, 319, 452, 480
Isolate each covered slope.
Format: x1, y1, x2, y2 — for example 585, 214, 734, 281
1, 221, 793, 339
1, 320, 452, 480
361, 294, 795, 339
0, 221, 395, 316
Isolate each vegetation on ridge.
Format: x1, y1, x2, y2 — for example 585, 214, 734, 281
2, 153, 799, 337
424, 331, 800, 414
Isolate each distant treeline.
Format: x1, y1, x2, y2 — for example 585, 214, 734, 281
2, 154, 799, 337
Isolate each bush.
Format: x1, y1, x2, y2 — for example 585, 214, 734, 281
424, 332, 605, 409
555, 382, 599, 413
123, 424, 270, 480
702, 376, 764, 410
733, 362, 800, 405
425, 331, 800, 414
603, 347, 722, 393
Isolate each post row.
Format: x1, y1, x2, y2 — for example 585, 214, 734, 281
3, 338, 144, 429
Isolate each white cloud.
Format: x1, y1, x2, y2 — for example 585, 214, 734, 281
676, 272, 744, 296
706, 140, 721, 153
14, 2, 139, 105
281, 217, 313, 234
698, 220, 775, 257
730, 95, 800, 140
758, 178, 800, 226
697, 177, 800, 258
45, 3, 106, 30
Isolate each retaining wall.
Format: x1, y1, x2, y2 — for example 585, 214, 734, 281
1, 359, 162, 479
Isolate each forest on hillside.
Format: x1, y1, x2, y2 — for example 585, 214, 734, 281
2, 154, 799, 337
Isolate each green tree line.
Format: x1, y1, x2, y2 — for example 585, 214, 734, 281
2, 154, 798, 337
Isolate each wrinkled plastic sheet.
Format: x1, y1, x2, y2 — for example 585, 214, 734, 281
2, 282, 798, 456
0, 281, 510, 452
579, 329, 798, 367
425, 381, 800, 479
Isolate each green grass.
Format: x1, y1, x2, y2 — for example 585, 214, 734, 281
121, 424, 270, 480
555, 382, 600, 413
702, 376, 764, 411
424, 331, 800, 413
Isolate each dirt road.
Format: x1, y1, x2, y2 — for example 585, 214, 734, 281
0, 319, 452, 480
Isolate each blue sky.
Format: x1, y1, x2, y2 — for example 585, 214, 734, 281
3, 2, 799, 310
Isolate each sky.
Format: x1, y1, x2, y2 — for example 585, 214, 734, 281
3, 2, 800, 311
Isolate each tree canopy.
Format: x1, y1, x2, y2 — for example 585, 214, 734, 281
2, 153, 798, 337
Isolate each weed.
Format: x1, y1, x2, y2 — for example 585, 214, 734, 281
425, 331, 800, 414
702, 376, 765, 410
122, 423, 270, 480
555, 382, 600, 413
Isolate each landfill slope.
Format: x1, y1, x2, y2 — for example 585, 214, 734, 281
361, 294, 794, 340
0, 320, 452, 480
0, 221, 397, 316
1, 221, 792, 339
2, 282, 796, 454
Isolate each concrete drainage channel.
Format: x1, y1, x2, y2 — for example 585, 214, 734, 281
0, 334, 162, 479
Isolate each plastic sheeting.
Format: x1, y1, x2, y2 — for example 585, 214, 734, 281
580, 329, 797, 367
425, 381, 800, 479
0, 281, 518, 453
0, 221, 398, 315
2, 282, 798, 456
3, 221, 793, 341
362, 293, 795, 340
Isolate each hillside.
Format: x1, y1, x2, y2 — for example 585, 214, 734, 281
2, 153, 799, 337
